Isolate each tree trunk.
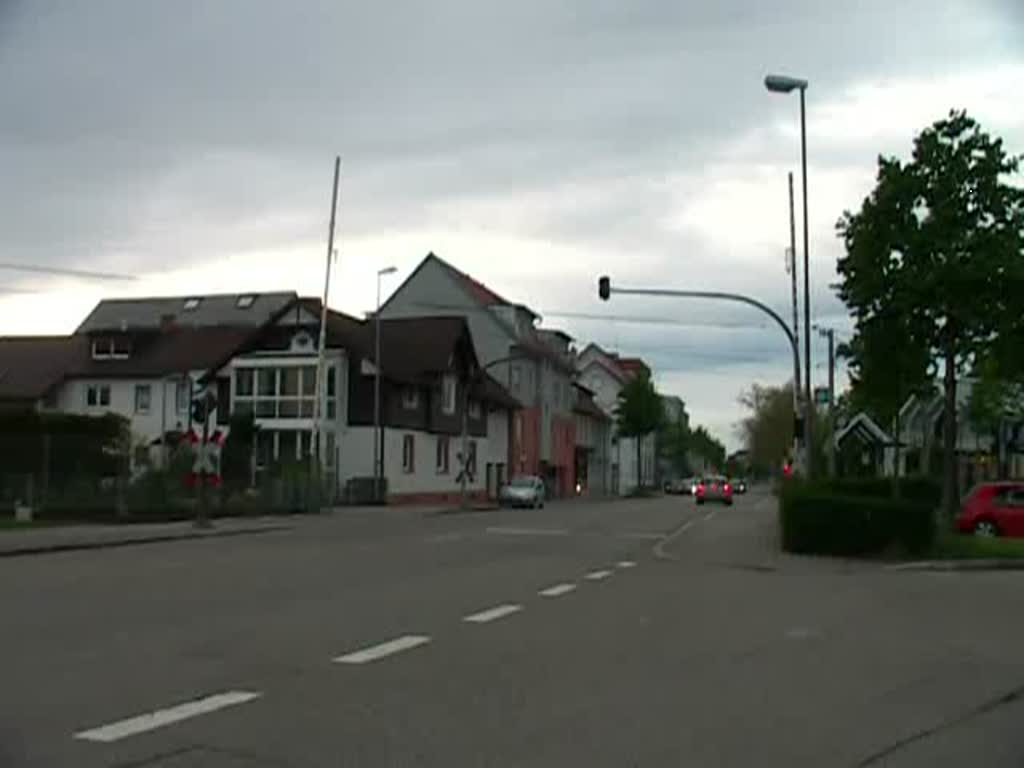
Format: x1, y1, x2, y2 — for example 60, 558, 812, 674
941, 329, 959, 519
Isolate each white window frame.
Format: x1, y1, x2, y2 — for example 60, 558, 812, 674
436, 436, 450, 474
86, 384, 111, 408
402, 387, 420, 410
441, 374, 457, 415
91, 337, 130, 360
134, 384, 151, 414
402, 434, 415, 473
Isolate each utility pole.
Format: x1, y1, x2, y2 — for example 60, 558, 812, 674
826, 328, 835, 477
312, 156, 341, 495
787, 171, 802, 470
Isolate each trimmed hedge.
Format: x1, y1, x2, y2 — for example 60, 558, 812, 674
780, 481, 936, 557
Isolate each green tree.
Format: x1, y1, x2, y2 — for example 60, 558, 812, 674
689, 425, 726, 472
738, 383, 795, 475
614, 371, 664, 490
658, 414, 691, 477
836, 110, 1024, 517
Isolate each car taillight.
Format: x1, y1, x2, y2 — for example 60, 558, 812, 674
697, 484, 705, 493
724, 483, 730, 493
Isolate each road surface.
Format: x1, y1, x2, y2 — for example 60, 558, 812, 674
1, 489, 1022, 766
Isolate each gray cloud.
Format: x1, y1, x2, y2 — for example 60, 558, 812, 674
0, 0, 1019, 446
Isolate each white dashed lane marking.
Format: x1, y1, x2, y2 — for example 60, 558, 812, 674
463, 604, 523, 623
584, 570, 613, 581
539, 583, 576, 597
74, 691, 262, 743
334, 635, 431, 664
616, 560, 637, 569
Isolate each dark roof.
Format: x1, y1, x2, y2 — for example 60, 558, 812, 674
68, 327, 253, 379
473, 374, 521, 410
76, 291, 297, 333
361, 316, 473, 382
297, 298, 367, 348
614, 356, 650, 378
0, 336, 82, 401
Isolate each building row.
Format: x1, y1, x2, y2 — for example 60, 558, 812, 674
0, 252, 671, 503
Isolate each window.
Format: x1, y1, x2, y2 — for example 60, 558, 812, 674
236, 294, 255, 308
236, 368, 254, 397
468, 400, 481, 420
134, 384, 151, 414
402, 387, 420, 409
91, 337, 131, 360
86, 384, 111, 408
183, 297, 201, 311
176, 379, 190, 413
436, 437, 450, 474
232, 365, 332, 422
402, 434, 415, 473
442, 374, 457, 415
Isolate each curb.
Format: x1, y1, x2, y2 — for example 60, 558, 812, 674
0, 525, 290, 559
885, 559, 1024, 572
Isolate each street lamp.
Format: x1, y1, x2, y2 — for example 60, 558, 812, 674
374, 266, 398, 496
765, 71, 812, 477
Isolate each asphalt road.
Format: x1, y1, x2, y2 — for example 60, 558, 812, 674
1, 489, 1022, 767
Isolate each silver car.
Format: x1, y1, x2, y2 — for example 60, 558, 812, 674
499, 475, 546, 508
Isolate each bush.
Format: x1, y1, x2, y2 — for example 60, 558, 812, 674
780, 483, 935, 557
821, 476, 941, 507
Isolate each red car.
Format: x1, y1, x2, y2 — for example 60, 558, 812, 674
957, 482, 1024, 537
695, 475, 733, 506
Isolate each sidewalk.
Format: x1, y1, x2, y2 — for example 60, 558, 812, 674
0, 516, 291, 558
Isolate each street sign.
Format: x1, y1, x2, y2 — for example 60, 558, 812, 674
814, 386, 830, 405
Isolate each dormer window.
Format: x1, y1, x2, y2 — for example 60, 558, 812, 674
236, 294, 255, 309
183, 297, 201, 311
92, 336, 131, 360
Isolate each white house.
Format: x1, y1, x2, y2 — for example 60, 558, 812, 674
575, 343, 657, 494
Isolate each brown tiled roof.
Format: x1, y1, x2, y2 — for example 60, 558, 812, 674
0, 336, 82, 401
614, 356, 650, 379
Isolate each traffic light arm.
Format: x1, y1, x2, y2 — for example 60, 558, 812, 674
599, 276, 810, 475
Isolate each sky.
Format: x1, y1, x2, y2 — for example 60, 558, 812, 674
1, 0, 1021, 449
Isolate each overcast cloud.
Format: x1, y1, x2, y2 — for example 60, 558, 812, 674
1, 0, 1021, 448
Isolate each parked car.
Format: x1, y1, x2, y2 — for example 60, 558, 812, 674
957, 482, 1024, 537
498, 475, 546, 509
664, 478, 690, 495
733, 477, 748, 494
695, 475, 733, 506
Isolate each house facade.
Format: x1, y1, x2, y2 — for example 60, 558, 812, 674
377, 252, 576, 496
576, 343, 657, 494
573, 382, 611, 496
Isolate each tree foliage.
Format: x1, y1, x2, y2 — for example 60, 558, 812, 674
688, 425, 726, 472
615, 371, 663, 490
658, 413, 691, 477
835, 110, 1024, 515
738, 383, 795, 474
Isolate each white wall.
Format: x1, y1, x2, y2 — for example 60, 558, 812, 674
339, 424, 503, 497
56, 376, 194, 459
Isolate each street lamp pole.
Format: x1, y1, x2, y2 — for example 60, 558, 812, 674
374, 266, 397, 500
597, 277, 805, 474
766, 72, 812, 477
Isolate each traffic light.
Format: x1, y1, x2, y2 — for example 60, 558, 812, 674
598, 275, 611, 301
